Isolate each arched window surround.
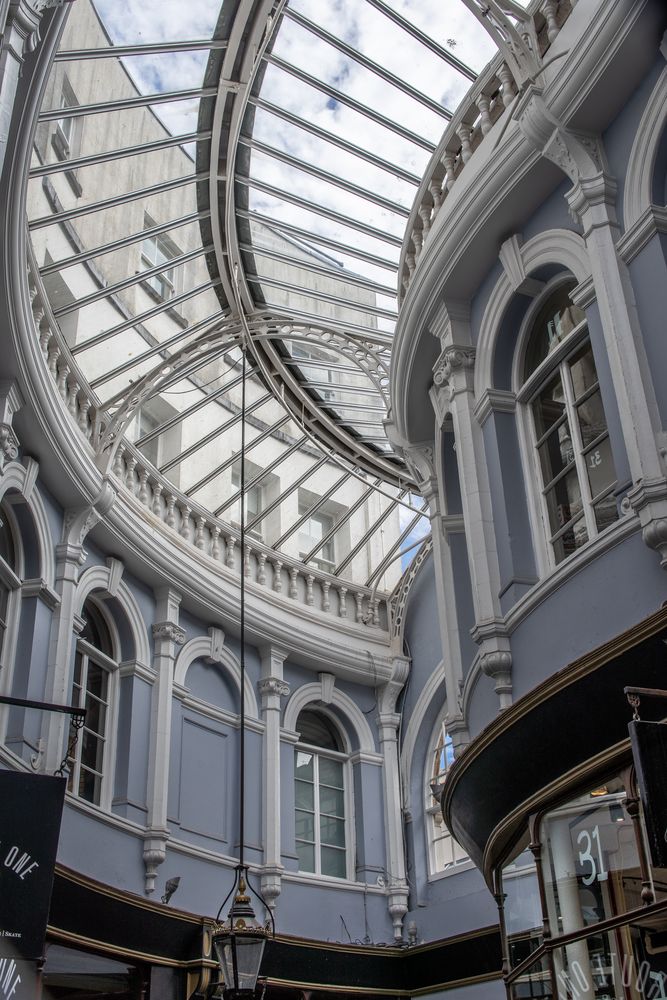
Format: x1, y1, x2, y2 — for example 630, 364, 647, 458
424, 713, 469, 877
512, 274, 620, 574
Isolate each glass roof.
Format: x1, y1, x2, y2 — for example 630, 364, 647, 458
25, 0, 502, 592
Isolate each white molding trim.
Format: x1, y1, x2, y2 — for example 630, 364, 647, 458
74, 564, 151, 666
173, 630, 258, 720
283, 681, 376, 753
178, 693, 264, 734
399, 666, 445, 811
0, 459, 55, 587
617, 204, 667, 265
623, 64, 667, 232
474, 229, 591, 399
473, 388, 517, 426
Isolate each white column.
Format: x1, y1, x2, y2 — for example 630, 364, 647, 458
258, 645, 289, 909
144, 588, 185, 895
378, 656, 409, 941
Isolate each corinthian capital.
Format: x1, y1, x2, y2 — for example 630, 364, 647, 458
152, 621, 186, 645
257, 677, 290, 699
433, 345, 476, 392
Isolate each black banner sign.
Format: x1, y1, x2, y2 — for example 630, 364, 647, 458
629, 720, 667, 868
0, 772, 66, 963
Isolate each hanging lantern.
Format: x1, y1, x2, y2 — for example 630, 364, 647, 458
212, 867, 268, 998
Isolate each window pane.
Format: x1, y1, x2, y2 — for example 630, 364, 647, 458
585, 436, 616, 499
593, 492, 619, 533
295, 751, 313, 779
532, 375, 565, 438
576, 389, 607, 447
321, 846, 346, 878
545, 468, 583, 534
319, 757, 343, 789
86, 663, 108, 702
78, 767, 102, 804
295, 779, 314, 811
84, 695, 106, 737
296, 842, 315, 873
81, 731, 104, 772
319, 785, 345, 817
295, 809, 315, 842
569, 343, 598, 399
320, 815, 345, 848
552, 516, 588, 564
524, 283, 584, 378
538, 421, 574, 485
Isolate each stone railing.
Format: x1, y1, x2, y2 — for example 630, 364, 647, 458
398, 0, 574, 301
27, 261, 388, 631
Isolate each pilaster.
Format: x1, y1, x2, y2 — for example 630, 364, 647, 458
258, 645, 290, 909
143, 588, 185, 895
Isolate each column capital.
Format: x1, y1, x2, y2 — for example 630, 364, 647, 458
257, 677, 290, 703
151, 621, 186, 645
433, 345, 476, 394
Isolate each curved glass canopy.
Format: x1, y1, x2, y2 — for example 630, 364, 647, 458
26, 0, 500, 591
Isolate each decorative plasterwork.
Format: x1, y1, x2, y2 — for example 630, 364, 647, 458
432, 346, 476, 391
257, 677, 290, 699
282, 681, 376, 753
498, 235, 545, 297
151, 621, 186, 645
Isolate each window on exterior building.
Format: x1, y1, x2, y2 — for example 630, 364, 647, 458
428, 721, 468, 873
231, 462, 264, 540
523, 282, 619, 566
68, 599, 116, 806
298, 491, 335, 572
140, 217, 179, 301
294, 709, 348, 879
0, 507, 17, 671
51, 77, 83, 195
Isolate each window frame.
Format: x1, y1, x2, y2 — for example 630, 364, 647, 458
294, 712, 354, 882
0, 504, 21, 705
140, 216, 180, 302
515, 277, 619, 574
425, 718, 469, 876
67, 602, 119, 812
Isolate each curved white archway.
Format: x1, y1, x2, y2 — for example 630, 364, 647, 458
623, 64, 667, 231
283, 680, 376, 754
174, 631, 258, 719
75, 563, 151, 667
0, 459, 55, 587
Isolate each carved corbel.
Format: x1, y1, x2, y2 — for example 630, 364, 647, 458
499, 234, 545, 297
151, 621, 186, 645
59, 478, 116, 564
142, 831, 167, 896
0, 381, 24, 473
480, 649, 513, 711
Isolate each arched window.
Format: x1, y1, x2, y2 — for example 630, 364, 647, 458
294, 709, 349, 879
521, 281, 619, 566
67, 599, 117, 807
428, 721, 467, 873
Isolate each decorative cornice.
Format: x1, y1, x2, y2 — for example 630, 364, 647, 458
151, 621, 186, 645
21, 576, 60, 609
617, 205, 667, 265
119, 659, 157, 684
569, 273, 597, 309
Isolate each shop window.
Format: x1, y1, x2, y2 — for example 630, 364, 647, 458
294, 709, 349, 879
427, 720, 468, 873
67, 599, 117, 807
140, 216, 179, 301
521, 282, 619, 566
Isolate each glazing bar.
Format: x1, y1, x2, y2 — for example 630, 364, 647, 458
29, 130, 210, 177
363, 0, 478, 80
38, 86, 217, 121
54, 40, 228, 60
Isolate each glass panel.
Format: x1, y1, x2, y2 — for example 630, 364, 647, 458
319, 784, 345, 817
80, 731, 104, 772
295, 779, 314, 811
78, 766, 102, 804
86, 662, 108, 702
593, 494, 619, 534
508, 951, 553, 1000
552, 517, 588, 565
320, 815, 345, 848
296, 841, 315, 873
545, 468, 583, 534
84, 695, 106, 737
585, 437, 616, 500
502, 845, 543, 970
569, 344, 598, 400
295, 751, 314, 779
538, 421, 574, 485
533, 375, 566, 438
524, 283, 584, 378
321, 846, 347, 878
295, 810, 315, 842
576, 390, 607, 447
319, 757, 344, 789
552, 930, 630, 1000
541, 782, 641, 936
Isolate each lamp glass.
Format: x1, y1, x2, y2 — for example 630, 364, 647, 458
213, 925, 266, 996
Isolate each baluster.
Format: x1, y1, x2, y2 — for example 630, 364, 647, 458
289, 567, 298, 599
56, 362, 69, 399
67, 378, 79, 416
442, 151, 456, 190
125, 455, 137, 493
113, 444, 125, 479
78, 395, 91, 436
338, 587, 348, 618
372, 599, 380, 627
258, 552, 267, 585
406, 252, 416, 280
428, 178, 444, 219
476, 93, 492, 136
497, 63, 517, 107
272, 559, 283, 592
165, 494, 177, 528
322, 580, 331, 612
418, 203, 432, 240
39, 321, 51, 357
457, 123, 473, 163
542, 0, 559, 43
211, 525, 221, 559
244, 545, 251, 578
225, 536, 235, 569
138, 468, 151, 505
179, 505, 191, 540
412, 228, 423, 261
306, 574, 314, 606
152, 482, 163, 515
355, 592, 364, 623
90, 409, 104, 449
195, 517, 206, 550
